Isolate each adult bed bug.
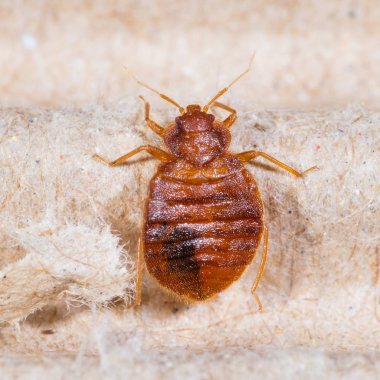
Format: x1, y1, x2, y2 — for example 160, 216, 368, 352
93, 59, 316, 310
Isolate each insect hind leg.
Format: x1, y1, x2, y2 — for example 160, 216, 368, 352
251, 224, 268, 312
133, 238, 144, 306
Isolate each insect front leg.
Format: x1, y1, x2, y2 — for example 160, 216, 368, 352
139, 96, 165, 136
93, 145, 173, 167
236, 150, 317, 177
251, 224, 269, 313
212, 101, 237, 129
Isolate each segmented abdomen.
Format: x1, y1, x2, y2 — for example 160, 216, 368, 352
144, 168, 264, 301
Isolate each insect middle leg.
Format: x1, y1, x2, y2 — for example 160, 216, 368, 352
139, 96, 165, 136
212, 101, 237, 129
93, 145, 172, 167
251, 224, 269, 312
237, 150, 317, 177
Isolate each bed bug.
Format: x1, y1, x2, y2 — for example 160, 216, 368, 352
93, 58, 316, 310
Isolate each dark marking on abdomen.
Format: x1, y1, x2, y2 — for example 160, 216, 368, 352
162, 228, 200, 272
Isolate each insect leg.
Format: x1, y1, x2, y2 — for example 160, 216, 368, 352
133, 238, 144, 306
251, 224, 269, 312
236, 150, 317, 177
139, 96, 165, 136
212, 101, 237, 129
93, 145, 173, 167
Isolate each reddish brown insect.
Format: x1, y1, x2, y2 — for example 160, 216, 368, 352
94, 59, 316, 310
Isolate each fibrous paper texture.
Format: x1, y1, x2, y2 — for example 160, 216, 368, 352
0, 101, 379, 378
1, 0, 380, 378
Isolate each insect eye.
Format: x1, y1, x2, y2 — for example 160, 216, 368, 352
209, 114, 215, 122
175, 116, 182, 125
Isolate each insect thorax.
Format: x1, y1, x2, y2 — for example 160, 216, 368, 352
165, 107, 231, 166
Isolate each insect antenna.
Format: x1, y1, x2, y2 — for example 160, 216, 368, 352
203, 52, 256, 112
125, 67, 185, 114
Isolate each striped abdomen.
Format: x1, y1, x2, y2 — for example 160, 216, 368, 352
143, 157, 264, 301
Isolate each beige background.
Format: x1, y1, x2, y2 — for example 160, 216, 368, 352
1, 0, 380, 109
1, 1, 380, 379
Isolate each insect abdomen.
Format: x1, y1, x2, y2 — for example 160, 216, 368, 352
144, 162, 264, 301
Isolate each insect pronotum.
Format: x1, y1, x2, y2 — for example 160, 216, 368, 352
93, 57, 316, 310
